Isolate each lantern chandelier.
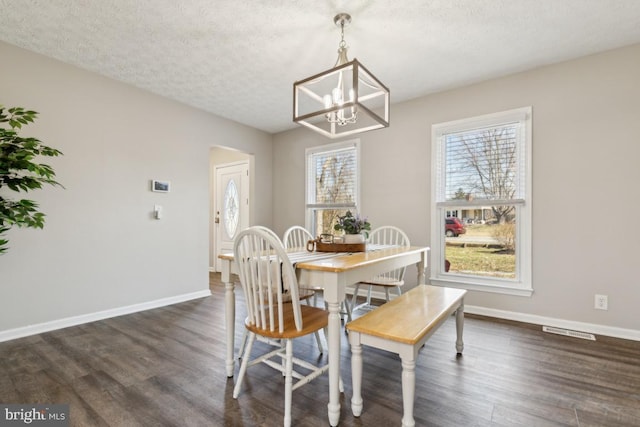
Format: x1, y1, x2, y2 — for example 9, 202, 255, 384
293, 13, 390, 139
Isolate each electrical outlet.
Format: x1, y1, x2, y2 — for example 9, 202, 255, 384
594, 294, 608, 310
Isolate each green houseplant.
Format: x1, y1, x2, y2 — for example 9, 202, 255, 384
0, 105, 63, 254
334, 210, 371, 243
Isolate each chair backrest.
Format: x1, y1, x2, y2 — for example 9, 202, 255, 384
368, 226, 411, 283
283, 225, 314, 250
234, 227, 303, 333
251, 225, 283, 243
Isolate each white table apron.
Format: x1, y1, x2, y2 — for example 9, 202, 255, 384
220, 245, 430, 427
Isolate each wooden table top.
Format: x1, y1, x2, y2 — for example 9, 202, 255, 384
294, 246, 429, 273
219, 246, 429, 273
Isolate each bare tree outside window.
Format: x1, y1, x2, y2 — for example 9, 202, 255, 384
443, 124, 520, 276
317, 154, 354, 233
446, 127, 517, 224
307, 143, 358, 236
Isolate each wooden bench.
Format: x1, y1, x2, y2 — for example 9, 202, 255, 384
346, 285, 467, 427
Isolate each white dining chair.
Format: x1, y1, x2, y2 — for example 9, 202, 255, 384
351, 225, 410, 312
282, 225, 313, 251
283, 225, 352, 322
237, 226, 322, 357
232, 227, 330, 427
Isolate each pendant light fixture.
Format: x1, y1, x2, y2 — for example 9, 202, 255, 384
293, 13, 390, 139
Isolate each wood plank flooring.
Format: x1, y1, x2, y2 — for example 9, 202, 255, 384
1, 273, 639, 426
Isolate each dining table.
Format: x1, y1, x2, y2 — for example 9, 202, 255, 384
219, 244, 430, 426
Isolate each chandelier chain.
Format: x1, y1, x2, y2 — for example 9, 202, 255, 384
339, 21, 346, 48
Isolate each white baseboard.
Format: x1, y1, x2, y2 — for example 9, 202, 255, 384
464, 305, 640, 342
352, 287, 640, 342
8, 286, 635, 344
0, 289, 212, 343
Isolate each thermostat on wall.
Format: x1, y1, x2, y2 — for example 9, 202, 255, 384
151, 180, 170, 193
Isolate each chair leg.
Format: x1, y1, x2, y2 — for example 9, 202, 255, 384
365, 285, 373, 305
314, 331, 324, 354
233, 331, 255, 398
283, 339, 293, 427
237, 329, 248, 359
351, 284, 361, 312
342, 299, 352, 323
384, 287, 391, 302
305, 296, 324, 353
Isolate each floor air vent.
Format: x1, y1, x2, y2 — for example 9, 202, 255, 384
542, 326, 596, 341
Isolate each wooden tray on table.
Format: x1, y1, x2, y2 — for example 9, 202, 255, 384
315, 242, 366, 252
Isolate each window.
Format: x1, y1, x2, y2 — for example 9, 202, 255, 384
223, 178, 239, 238
431, 107, 532, 296
306, 140, 360, 237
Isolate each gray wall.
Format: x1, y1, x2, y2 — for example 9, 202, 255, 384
2, 38, 638, 341
273, 44, 640, 337
0, 42, 272, 335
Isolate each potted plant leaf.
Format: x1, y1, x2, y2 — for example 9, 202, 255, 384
0, 105, 63, 254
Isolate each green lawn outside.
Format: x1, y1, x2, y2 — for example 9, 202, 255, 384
445, 245, 515, 278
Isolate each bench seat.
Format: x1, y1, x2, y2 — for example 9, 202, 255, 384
346, 284, 467, 427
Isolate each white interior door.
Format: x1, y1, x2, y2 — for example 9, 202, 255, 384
214, 161, 249, 271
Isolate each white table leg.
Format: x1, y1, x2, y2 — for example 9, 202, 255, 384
350, 337, 363, 417
326, 299, 341, 426
416, 248, 428, 285
222, 260, 236, 377
455, 301, 465, 355
401, 357, 416, 427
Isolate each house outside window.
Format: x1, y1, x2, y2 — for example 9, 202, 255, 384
306, 140, 360, 237
431, 107, 532, 296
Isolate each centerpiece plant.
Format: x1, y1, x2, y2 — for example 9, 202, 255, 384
334, 210, 371, 238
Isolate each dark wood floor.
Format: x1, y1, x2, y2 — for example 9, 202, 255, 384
1, 273, 639, 426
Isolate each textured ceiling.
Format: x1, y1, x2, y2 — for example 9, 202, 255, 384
1, 0, 640, 134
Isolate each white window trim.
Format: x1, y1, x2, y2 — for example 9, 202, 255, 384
305, 139, 361, 231
430, 107, 533, 296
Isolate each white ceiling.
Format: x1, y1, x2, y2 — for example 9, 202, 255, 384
2, 0, 640, 134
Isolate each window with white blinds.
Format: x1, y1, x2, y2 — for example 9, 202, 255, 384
306, 140, 360, 236
443, 125, 523, 201
431, 107, 533, 296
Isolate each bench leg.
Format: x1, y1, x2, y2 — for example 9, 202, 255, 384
401, 358, 416, 427
350, 340, 364, 417
455, 301, 465, 355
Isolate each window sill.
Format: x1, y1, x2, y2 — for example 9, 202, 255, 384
429, 276, 533, 297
